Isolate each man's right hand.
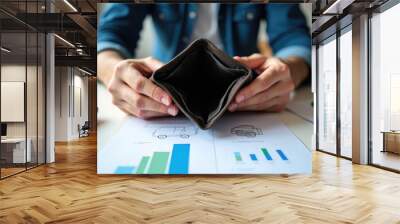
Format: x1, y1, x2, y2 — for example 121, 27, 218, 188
98, 52, 178, 119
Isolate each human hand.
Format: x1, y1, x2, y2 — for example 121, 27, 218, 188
107, 57, 178, 119
228, 54, 295, 112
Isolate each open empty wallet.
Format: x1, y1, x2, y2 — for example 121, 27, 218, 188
151, 39, 255, 129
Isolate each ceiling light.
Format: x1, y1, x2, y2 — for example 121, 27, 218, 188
323, 0, 341, 14
322, 0, 354, 15
1, 47, 11, 53
54, 34, 75, 48
78, 67, 93, 76
63, 0, 78, 12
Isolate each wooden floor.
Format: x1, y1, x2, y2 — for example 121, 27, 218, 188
1, 135, 400, 224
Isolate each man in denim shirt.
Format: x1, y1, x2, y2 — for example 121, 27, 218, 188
98, 3, 311, 119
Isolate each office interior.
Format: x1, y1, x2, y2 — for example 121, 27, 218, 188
312, 0, 400, 172
0, 0, 400, 223
0, 0, 97, 179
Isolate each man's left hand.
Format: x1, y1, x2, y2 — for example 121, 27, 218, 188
228, 54, 295, 112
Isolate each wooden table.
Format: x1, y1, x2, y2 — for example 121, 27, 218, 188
381, 131, 400, 154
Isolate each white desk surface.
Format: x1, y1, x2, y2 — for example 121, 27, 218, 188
97, 84, 314, 150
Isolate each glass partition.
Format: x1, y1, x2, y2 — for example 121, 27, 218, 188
27, 30, 38, 169
1, 30, 28, 177
0, 1, 46, 179
38, 32, 45, 165
317, 35, 337, 154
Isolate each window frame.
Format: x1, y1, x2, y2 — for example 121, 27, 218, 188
315, 21, 353, 160
367, 0, 400, 173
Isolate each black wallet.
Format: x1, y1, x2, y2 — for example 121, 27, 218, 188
151, 39, 254, 129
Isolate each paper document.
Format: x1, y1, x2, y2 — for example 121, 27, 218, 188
98, 113, 312, 174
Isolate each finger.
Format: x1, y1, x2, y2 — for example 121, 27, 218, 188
120, 69, 173, 106
143, 57, 164, 71
128, 57, 165, 76
234, 54, 265, 69
136, 110, 170, 119
116, 100, 170, 119
234, 96, 280, 112
234, 68, 281, 103
268, 94, 291, 112
267, 104, 287, 112
232, 80, 294, 108
112, 98, 136, 116
116, 85, 177, 116
129, 92, 178, 116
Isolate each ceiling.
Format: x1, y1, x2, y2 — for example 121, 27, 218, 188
0, 0, 97, 74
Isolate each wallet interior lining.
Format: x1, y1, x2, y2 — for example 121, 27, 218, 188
157, 47, 247, 126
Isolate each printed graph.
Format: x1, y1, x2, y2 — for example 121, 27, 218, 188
99, 113, 312, 175
113, 144, 190, 174
233, 148, 289, 162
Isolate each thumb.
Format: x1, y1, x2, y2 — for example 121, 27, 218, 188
134, 57, 165, 77
234, 54, 266, 69
143, 57, 165, 71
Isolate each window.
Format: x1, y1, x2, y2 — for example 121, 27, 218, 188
339, 27, 352, 158
317, 35, 337, 154
370, 3, 400, 171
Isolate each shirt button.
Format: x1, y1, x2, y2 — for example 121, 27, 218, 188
246, 12, 254, 21
189, 11, 197, 19
158, 13, 165, 20
182, 36, 189, 43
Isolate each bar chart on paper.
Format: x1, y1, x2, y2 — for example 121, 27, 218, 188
98, 113, 312, 174
131, 144, 190, 174
233, 148, 287, 162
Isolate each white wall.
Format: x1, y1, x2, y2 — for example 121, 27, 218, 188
1, 65, 37, 138
54, 67, 89, 141
55, 66, 69, 141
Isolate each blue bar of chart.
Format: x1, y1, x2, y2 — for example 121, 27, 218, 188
128, 144, 191, 174
114, 166, 136, 174
261, 148, 273, 160
169, 144, 190, 174
250, 154, 258, 161
276, 149, 288, 160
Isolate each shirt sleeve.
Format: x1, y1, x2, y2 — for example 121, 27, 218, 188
97, 4, 150, 58
265, 4, 311, 66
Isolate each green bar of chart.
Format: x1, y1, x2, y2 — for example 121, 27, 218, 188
261, 148, 273, 160
148, 152, 170, 174
136, 156, 150, 174
234, 152, 242, 161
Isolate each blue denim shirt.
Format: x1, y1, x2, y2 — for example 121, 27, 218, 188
98, 3, 311, 65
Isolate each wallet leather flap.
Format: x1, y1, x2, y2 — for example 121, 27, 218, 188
151, 39, 254, 129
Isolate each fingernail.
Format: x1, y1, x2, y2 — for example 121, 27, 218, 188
161, 96, 170, 106
236, 95, 245, 103
168, 107, 178, 116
